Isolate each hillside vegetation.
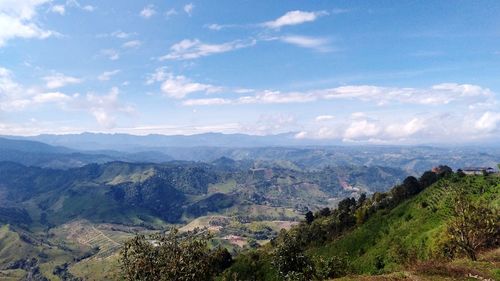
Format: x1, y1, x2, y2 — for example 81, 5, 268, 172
0, 159, 409, 280
221, 170, 499, 281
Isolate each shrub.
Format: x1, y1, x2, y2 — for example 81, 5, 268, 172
445, 194, 499, 261
120, 229, 232, 281
272, 232, 314, 280
313, 254, 350, 279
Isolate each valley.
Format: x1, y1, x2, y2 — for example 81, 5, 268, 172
0, 136, 498, 280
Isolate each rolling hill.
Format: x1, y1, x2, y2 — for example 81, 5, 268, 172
224, 172, 500, 280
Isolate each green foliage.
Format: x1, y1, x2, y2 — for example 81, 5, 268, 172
304, 211, 314, 225
311, 173, 499, 274
391, 176, 421, 204
312, 254, 350, 279
445, 192, 499, 261
210, 247, 234, 275
225, 171, 500, 279
120, 229, 232, 281
221, 251, 278, 281
272, 232, 314, 281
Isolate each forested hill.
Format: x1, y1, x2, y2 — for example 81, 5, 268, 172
0, 160, 407, 228
220, 169, 500, 280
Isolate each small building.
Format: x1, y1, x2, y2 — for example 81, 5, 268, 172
461, 167, 495, 175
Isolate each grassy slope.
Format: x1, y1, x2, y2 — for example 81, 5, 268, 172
333, 249, 500, 280
310, 174, 499, 276
225, 174, 499, 280
0, 224, 80, 280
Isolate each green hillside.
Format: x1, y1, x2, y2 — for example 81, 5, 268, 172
312, 174, 499, 274
0, 160, 410, 280
223, 172, 500, 280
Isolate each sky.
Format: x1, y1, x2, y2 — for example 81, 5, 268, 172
0, 0, 500, 144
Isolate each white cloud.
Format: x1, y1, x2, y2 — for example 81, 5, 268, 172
234, 88, 255, 94
100, 49, 120, 60
294, 131, 308, 139
78, 87, 135, 128
140, 5, 156, 18
350, 112, 368, 119
315, 115, 334, 122
318, 83, 493, 105
238, 90, 316, 104
182, 98, 231, 106
165, 8, 177, 17
160, 74, 220, 99
385, 118, 426, 138
0, 67, 133, 128
110, 30, 135, 39
98, 70, 120, 81
182, 83, 494, 107
474, 111, 500, 132
49, 1, 96, 15
43, 73, 82, 89
280, 35, 331, 52
111, 123, 242, 136
50, 5, 65, 15
146, 67, 168, 85
32, 92, 71, 103
122, 40, 141, 49
1, 68, 78, 111
263, 10, 328, 29
206, 23, 223, 31
242, 114, 297, 135
0, 0, 57, 47
85, 87, 124, 127
0, 67, 31, 110
176, 78, 500, 143
66, 0, 95, 12
182, 90, 314, 106
344, 119, 381, 139
82, 5, 94, 12
204, 23, 240, 31
160, 38, 256, 60
184, 3, 194, 16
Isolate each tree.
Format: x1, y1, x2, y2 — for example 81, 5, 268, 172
120, 229, 231, 281
337, 198, 356, 214
313, 255, 349, 279
355, 207, 368, 225
272, 232, 314, 280
304, 211, 314, 224
446, 195, 499, 261
419, 171, 438, 189
403, 176, 421, 195
318, 207, 331, 217
392, 176, 421, 203
356, 193, 367, 208
210, 247, 234, 275
456, 169, 466, 177
435, 165, 453, 176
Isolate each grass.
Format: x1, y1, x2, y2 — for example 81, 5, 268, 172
308, 175, 499, 275
70, 253, 122, 281
332, 249, 500, 280
208, 179, 238, 194
0, 224, 81, 280
0, 269, 25, 281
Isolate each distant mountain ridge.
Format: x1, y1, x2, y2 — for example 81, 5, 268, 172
0, 137, 173, 169
2, 132, 338, 150
1, 135, 499, 175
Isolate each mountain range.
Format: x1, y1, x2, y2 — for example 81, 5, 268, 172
0, 134, 498, 280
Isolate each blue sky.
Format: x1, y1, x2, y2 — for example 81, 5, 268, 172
1, 0, 500, 144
